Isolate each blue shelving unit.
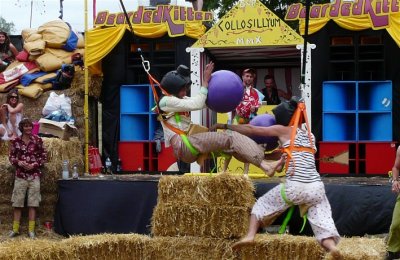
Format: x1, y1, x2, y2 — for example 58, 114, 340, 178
322, 80, 392, 141
120, 84, 158, 141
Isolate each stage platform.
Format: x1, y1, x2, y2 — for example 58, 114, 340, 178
54, 174, 397, 238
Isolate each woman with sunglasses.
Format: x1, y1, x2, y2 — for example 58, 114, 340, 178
0, 90, 24, 139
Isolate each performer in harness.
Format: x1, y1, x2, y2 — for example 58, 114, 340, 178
140, 56, 282, 174
211, 97, 342, 258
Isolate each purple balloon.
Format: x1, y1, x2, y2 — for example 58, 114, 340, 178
206, 70, 243, 113
249, 114, 279, 149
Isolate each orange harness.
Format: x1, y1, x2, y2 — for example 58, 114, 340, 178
281, 102, 316, 174
145, 66, 200, 156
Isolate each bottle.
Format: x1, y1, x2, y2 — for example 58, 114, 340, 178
72, 165, 79, 179
116, 158, 122, 173
105, 157, 112, 174
69, 116, 75, 126
62, 160, 69, 179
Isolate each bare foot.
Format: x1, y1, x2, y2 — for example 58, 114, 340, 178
6, 128, 13, 137
330, 249, 343, 260
261, 156, 285, 177
232, 237, 254, 251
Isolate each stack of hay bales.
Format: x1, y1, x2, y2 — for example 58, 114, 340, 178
152, 174, 255, 238
150, 174, 387, 259
0, 137, 83, 234
150, 174, 254, 258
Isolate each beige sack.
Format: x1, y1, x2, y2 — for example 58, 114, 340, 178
0, 79, 19, 93
36, 53, 63, 72
21, 28, 39, 41
25, 33, 43, 43
17, 84, 44, 99
38, 19, 70, 48
24, 39, 46, 56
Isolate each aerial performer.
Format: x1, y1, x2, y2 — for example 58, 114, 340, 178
156, 62, 283, 175
211, 97, 342, 259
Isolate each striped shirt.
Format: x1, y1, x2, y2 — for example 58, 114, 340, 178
282, 128, 321, 183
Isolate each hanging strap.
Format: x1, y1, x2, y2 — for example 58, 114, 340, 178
278, 183, 308, 234
282, 101, 316, 174
138, 50, 200, 157
161, 114, 200, 156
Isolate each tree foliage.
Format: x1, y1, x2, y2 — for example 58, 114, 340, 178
0, 17, 16, 34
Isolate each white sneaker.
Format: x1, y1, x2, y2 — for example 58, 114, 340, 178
28, 231, 36, 239
8, 231, 19, 238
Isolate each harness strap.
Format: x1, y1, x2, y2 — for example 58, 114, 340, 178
278, 183, 308, 234
162, 114, 200, 156
283, 102, 316, 174
140, 58, 201, 158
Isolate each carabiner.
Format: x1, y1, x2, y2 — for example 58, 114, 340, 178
138, 48, 150, 73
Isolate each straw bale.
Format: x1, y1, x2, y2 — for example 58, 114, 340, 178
0, 239, 71, 260
150, 236, 236, 260
0, 232, 388, 259
0, 141, 9, 156
0, 161, 14, 193
0, 193, 10, 204
230, 234, 324, 260
157, 174, 255, 207
62, 233, 152, 259
71, 68, 102, 99
152, 203, 250, 239
324, 236, 386, 260
0, 204, 13, 221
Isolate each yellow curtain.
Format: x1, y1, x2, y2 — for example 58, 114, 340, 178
86, 25, 127, 69
86, 22, 206, 74
299, 15, 400, 47
386, 13, 400, 48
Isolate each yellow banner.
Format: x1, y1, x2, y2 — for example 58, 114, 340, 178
94, 5, 213, 38
192, 0, 303, 48
286, 0, 399, 30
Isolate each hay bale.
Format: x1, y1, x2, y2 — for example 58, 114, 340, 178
233, 234, 324, 260
150, 236, 235, 259
152, 203, 250, 238
157, 174, 255, 207
324, 236, 386, 260
0, 239, 71, 260
152, 175, 255, 239
232, 234, 387, 260
0, 233, 388, 260
62, 234, 152, 259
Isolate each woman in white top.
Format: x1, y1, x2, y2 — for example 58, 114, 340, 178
0, 90, 24, 139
